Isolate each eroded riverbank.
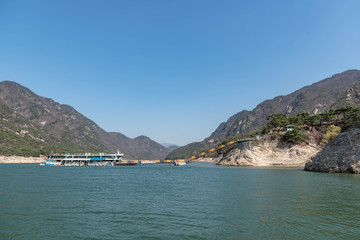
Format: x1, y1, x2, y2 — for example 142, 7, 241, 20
0, 156, 44, 164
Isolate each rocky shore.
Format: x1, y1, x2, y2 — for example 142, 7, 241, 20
216, 140, 321, 167
0, 156, 44, 164
305, 128, 360, 173
193, 156, 222, 163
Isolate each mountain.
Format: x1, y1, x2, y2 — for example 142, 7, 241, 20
166, 145, 180, 151
332, 81, 360, 108
162, 143, 180, 151
162, 143, 175, 148
108, 133, 172, 160
167, 70, 360, 159
0, 98, 103, 156
0, 81, 171, 159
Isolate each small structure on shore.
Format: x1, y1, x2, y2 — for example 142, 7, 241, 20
286, 125, 294, 131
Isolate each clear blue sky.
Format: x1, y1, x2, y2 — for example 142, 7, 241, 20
1, 0, 360, 146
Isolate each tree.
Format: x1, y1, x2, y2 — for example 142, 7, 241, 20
343, 107, 360, 130
289, 112, 311, 126
321, 125, 341, 144
282, 128, 307, 144
266, 113, 289, 128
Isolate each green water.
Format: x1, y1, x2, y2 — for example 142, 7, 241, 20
1, 163, 360, 239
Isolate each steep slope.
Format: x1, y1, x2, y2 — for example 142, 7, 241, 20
0, 101, 94, 156
167, 70, 360, 159
332, 81, 360, 108
0, 81, 111, 152
0, 81, 171, 159
208, 70, 360, 141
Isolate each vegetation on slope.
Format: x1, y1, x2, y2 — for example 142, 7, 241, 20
0, 102, 103, 156
0, 81, 171, 159
168, 70, 360, 159
170, 106, 360, 161
261, 106, 360, 145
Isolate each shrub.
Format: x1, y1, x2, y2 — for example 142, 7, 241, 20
321, 125, 341, 144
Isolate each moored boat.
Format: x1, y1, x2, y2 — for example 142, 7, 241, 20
114, 160, 138, 166
41, 150, 125, 166
174, 159, 187, 166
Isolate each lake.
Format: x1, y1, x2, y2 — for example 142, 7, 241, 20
1, 163, 360, 239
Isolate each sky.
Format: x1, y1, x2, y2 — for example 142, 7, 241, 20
1, 0, 360, 146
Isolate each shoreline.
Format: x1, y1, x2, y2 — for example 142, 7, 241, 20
0, 156, 44, 164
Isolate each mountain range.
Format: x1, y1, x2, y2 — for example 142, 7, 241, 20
0, 81, 171, 159
2, 69, 360, 160
167, 69, 360, 159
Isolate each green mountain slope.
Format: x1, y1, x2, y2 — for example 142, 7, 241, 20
0, 81, 171, 159
167, 70, 360, 159
0, 101, 97, 156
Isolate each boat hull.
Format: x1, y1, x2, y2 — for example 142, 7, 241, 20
174, 161, 186, 166
114, 162, 138, 166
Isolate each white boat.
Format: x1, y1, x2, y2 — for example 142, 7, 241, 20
41, 150, 124, 166
174, 159, 187, 166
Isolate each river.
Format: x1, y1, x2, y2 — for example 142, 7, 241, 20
1, 163, 360, 239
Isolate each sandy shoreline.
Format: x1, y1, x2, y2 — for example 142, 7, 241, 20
0, 156, 44, 164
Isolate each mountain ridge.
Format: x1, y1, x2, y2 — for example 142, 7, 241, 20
167, 69, 360, 159
0, 81, 171, 159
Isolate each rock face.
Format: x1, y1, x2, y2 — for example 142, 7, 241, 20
332, 81, 360, 108
304, 129, 360, 173
195, 156, 222, 163
217, 140, 321, 167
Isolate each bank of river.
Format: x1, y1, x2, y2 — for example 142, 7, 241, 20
0, 156, 43, 163
1, 163, 360, 239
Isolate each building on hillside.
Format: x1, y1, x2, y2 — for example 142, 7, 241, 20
286, 125, 294, 131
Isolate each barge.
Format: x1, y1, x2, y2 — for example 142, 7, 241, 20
41, 151, 130, 166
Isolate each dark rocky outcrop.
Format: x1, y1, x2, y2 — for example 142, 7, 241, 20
304, 128, 360, 173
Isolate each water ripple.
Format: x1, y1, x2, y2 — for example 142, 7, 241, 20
1, 164, 360, 239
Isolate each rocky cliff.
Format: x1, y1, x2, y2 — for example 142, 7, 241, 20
304, 128, 360, 173
217, 139, 321, 167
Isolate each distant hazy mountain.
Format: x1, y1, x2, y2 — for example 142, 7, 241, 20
0, 81, 171, 159
167, 70, 360, 159
161, 143, 174, 148
162, 143, 180, 151
108, 133, 172, 160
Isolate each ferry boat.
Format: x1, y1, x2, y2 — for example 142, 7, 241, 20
41, 150, 128, 166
